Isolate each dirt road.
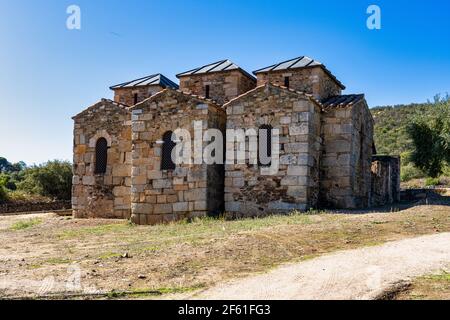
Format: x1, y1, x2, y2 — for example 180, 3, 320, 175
193, 233, 450, 300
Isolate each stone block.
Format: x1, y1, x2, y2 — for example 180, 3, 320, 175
153, 204, 172, 214
289, 123, 309, 136
287, 165, 308, 176
82, 176, 95, 186
287, 186, 306, 198
173, 202, 188, 212
184, 189, 206, 201
152, 179, 172, 189
132, 203, 152, 214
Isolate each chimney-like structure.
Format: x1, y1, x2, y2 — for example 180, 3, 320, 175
110, 74, 179, 106
177, 59, 256, 105
253, 56, 345, 101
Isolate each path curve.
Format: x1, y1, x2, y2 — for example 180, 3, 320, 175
193, 232, 450, 300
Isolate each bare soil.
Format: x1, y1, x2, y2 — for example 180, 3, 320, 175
193, 232, 450, 300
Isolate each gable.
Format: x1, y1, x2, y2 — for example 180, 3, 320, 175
72, 99, 130, 120
223, 83, 322, 109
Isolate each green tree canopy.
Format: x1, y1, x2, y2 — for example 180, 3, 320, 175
17, 160, 73, 200
407, 95, 450, 178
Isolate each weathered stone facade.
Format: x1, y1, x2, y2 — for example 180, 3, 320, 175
72, 56, 400, 224
129, 89, 226, 224
319, 98, 374, 208
371, 156, 401, 206
224, 84, 322, 216
178, 69, 256, 105
112, 85, 165, 106
72, 99, 132, 219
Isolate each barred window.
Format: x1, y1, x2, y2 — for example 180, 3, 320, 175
205, 85, 210, 99
161, 131, 176, 170
284, 76, 290, 88
95, 137, 108, 174
133, 93, 138, 105
258, 124, 272, 167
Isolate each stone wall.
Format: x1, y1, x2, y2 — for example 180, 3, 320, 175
224, 84, 322, 217
256, 66, 342, 100
0, 200, 71, 214
129, 89, 226, 225
113, 85, 165, 106
178, 70, 256, 105
319, 100, 374, 208
371, 155, 401, 206
72, 99, 132, 219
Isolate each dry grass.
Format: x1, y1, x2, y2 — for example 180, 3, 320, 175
396, 271, 450, 300
0, 204, 449, 298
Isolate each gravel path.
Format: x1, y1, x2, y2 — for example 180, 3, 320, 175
194, 232, 450, 300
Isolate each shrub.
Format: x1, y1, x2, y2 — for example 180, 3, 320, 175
17, 160, 72, 200
425, 177, 440, 187
0, 185, 9, 204
401, 164, 424, 182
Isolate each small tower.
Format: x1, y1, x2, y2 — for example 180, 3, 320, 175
253, 56, 345, 100
110, 74, 179, 106
177, 59, 256, 105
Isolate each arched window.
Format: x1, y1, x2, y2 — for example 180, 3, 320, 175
258, 124, 272, 167
95, 137, 108, 174
161, 131, 176, 170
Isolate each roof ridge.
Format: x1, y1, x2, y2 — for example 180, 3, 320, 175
176, 59, 255, 81
321, 93, 365, 109
110, 73, 179, 90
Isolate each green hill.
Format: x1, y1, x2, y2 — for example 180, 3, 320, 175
371, 102, 433, 156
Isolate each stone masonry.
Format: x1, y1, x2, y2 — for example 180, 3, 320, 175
224, 84, 322, 216
129, 89, 226, 225
319, 97, 374, 208
112, 85, 165, 106
177, 60, 256, 105
72, 56, 400, 224
72, 99, 132, 219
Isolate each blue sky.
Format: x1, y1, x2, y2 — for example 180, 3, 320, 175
1, 0, 449, 164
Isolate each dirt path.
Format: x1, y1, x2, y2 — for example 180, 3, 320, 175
193, 233, 450, 300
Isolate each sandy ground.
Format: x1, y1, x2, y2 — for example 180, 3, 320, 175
193, 232, 450, 300
0, 201, 449, 299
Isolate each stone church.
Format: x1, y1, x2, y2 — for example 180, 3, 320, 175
72, 56, 400, 224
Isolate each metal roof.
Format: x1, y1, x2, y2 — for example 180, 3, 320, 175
176, 59, 255, 80
253, 56, 345, 89
321, 94, 365, 108
110, 74, 179, 90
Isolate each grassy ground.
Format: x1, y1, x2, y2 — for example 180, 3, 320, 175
396, 271, 450, 300
0, 202, 449, 299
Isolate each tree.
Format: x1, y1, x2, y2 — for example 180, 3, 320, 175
18, 160, 73, 200
407, 95, 450, 178
0, 157, 11, 173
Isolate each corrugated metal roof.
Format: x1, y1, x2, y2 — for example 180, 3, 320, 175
110, 74, 179, 90
253, 56, 345, 89
321, 94, 365, 108
176, 59, 255, 80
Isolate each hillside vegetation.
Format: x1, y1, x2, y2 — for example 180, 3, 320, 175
371, 98, 450, 186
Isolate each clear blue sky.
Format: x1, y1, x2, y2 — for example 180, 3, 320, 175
1, 0, 449, 165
